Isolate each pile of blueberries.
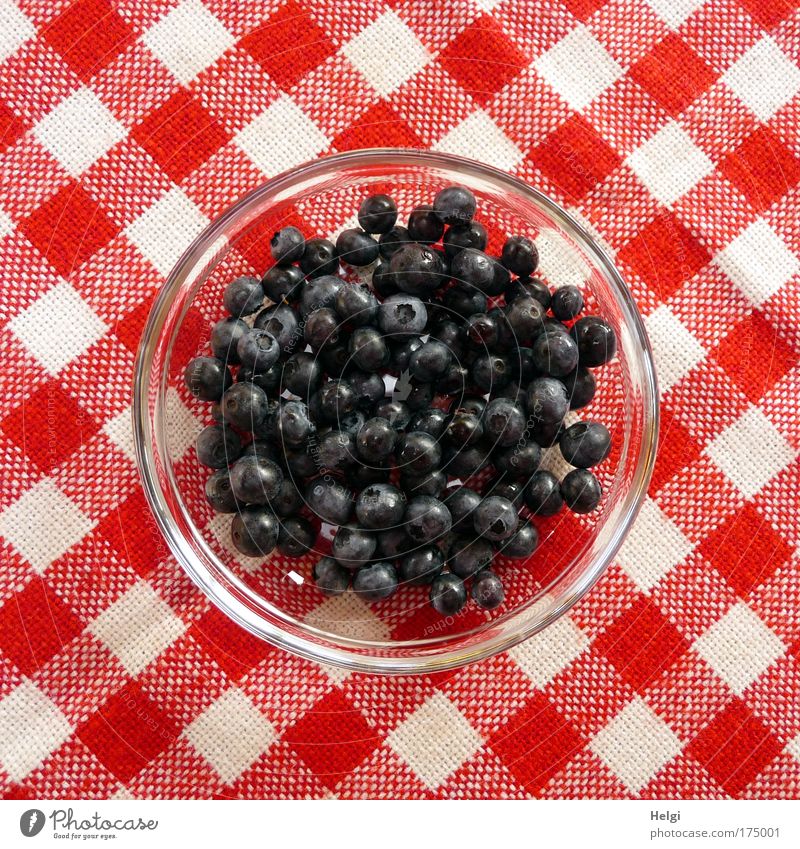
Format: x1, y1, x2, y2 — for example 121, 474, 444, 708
184, 185, 615, 617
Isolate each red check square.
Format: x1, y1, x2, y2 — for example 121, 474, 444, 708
42, 0, 134, 83
0, 98, 27, 155
20, 182, 117, 279
687, 699, 783, 796
333, 101, 424, 152
651, 404, 703, 493
737, 0, 797, 30
191, 605, 275, 680
0, 578, 84, 676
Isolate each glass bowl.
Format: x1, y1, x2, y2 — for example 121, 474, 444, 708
133, 149, 658, 675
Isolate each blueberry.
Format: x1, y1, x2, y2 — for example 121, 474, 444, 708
451, 395, 487, 418
356, 416, 397, 462
471, 570, 504, 610
399, 546, 444, 586
397, 431, 441, 474
332, 524, 377, 569
253, 303, 300, 351
205, 469, 239, 512
408, 407, 448, 438
304, 307, 340, 349
443, 220, 487, 259
551, 285, 584, 321
349, 326, 390, 372
561, 468, 602, 513
562, 366, 596, 410
231, 506, 279, 557
525, 376, 568, 425
501, 235, 538, 276
401, 469, 447, 498
240, 362, 282, 395
276, 400, 316, 446
442, 444, 491, 477
310, 380, 357, 423
483, 398, 527, 448
304, 478, 354, 524
352, 483, 404, 530
299, 237, 338, 277
281, 352, 322, 398
220, 383, 269, 431
445, 411, 483, 446
338, 408, 367, 437
390, 243, 446, 295
404, 496, 452, 543
347, 369, 385, 409
462, 312, 497, 348
487, 476, 526, 505
269, 477, 304, 516
409, 339, 451, 381
451, 248, 495, 293
471, 353, 510, 392
473, 495, 518, 541
532, 329, 579, 377
407, 204, 444, 243
559, 421, 611, 468
317, 429, 356, 474
488, 258, 511, 296
223, 275, 263, 316
510, 346, 538, 384
570, 316, 617, 367
488, 307, 516, 352
377, 526, 413, 559
184, 356, 232, 401
407, 379, 436, 412
335, 284, 378, 327
430, 573, 467, 615
524, 470, 563, 516
336, 227, 379, 266
313, 556, 350, 596
372, 398, 412, 430
353, 561, 398, 601
431, 185, 475, 225
271, 226, 305, 265
211, 317, 249, 364
436, 363, 469, 396
262, 264, 304, 302
236, 328, 280, 373
277, 516, 317, 556
300, 274, 344, 317
372, 261, 399, 298
506, 276, 551, 309
378, 293, 428, 337
284, 445, 318, 478
378, 225, 412, 260
494, 440, 541, 478
504, 295, 546, 342
442, 289, 486, 321
430, 318, 465, 356
358, 193, 398, 234
449, 537, 494, 578
443, 486, 482, 532
318, 337, 351, 377
499, 519, 538, 559
229, 454, 284, 503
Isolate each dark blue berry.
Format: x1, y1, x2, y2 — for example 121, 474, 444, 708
334, 284, 378, 326
449, 537, 494, 578
355, 483, 406, 529
316, 429, 356, 474
356, 417, 397, 462
483, 398, 526, 448
493, 441, 542, 479
443, 286, 488, 318
399, 546, 444, 586
253, 303, 300, 351
506, 276, 551, 309
372, 398, 411, 430
378, 225, 412, 260
390, 243, 446, 295
408, 204, 444, 243
371, 261, 399, 298
223, 275, 263, 316
473, 495, 518, 541
300, 274, 344, 317
551, 285, 584, 320
405, 496, 452, 543
442, 443, 491, 477
269, 477, 304, 517
532, 329, 579, 377
220, 382, 269, 431
304, 307, 340, 349
336, 228, 379, 266
471, 353, 510, 392
304, 478, 354, 524
299, 237, 338, 277
205, 469, 239, 512
559, 421, 611, 468
445, 411, 483, 446
524, 470, 563, 516
408, 407, 448, 438
443, 486, 482, 532
310, 379, 357, 423
281, 352, 323, 398
353, 561, 398, 601
451, 248, 495, 292
347, 369, 385, 409
563, 366, 596, 410
184, 356, 232, 401
525, 376, 568, 425
401, 469, 447, 497
358, 194, 398, 234
270, 226, 305, 265
433, 185, 476, 225
498, 519, 538, 559
570, 315, 617, 367
409, 339, 451, 381
397, 431, 441, 474
377, 527, 413, 559
236, 328, 280, 372
378, 293, 428, 337
349, 326, 390, 372
501, 235, 538, 276
229, 454, 284, 504
443, 221, 487, 259
471, 570, 504, 610
332, 524, 376, 569
211, 317, 249, 364
504, 295, 546, 341
561, 468, 602, 513
276, 400, 315, 446
231, 506, 279, 557
261, 264, 303, 302
430, 573, 467, 615
277, 516, 317, 556
313, 556, 350, 596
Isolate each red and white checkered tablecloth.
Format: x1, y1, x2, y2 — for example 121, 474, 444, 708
0, 0, 799, 800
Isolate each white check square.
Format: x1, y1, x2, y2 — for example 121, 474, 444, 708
534, 26, 623, 111
705, 406, 796, 499
343, 11, 431, 96
714, 219, 800, 307
590, 698, 682, 792
89, 581, 187, 675
143, 0, 234, 85
645, 305, 706, 394
102, 405, 136, 463
627, 121, 714, 205
33, 88, 126, 178
9, 282, 108, 376
723, 37, 800, 122
617, 497, 694, 592
643, 0, 705, 28
510, 615, 589, 688
693, 602, 785, 694
0, 680, 73, 782
185, 688, 277, 783
305, 592, 391, 642
124, 187, 210, 276
0, 478, 94, 574
434, 110, 524, 172
0, 0, 36, 63
235, 95, 330, 178
387, 693, 481, 789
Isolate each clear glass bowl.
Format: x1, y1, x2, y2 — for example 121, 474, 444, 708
133, 149, 658, 675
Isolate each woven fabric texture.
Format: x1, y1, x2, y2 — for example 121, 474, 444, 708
1, 0, 800, 799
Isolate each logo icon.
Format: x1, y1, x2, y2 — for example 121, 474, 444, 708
20, 810, 45, 837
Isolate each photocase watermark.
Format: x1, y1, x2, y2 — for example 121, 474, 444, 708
18, 806, 159, 839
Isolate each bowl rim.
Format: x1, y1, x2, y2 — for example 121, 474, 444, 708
133, 147, 659, 675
